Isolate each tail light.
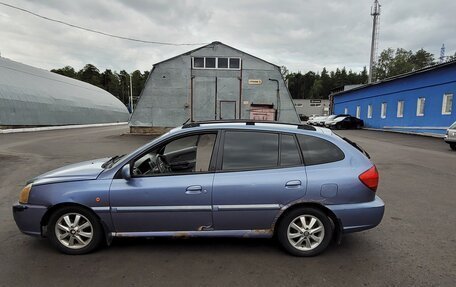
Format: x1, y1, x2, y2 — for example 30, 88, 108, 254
359, 165, 379, 192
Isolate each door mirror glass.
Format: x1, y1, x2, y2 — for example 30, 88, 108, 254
121, 164, 131, 180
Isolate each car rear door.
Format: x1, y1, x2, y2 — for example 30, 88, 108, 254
211, 130, 307, 230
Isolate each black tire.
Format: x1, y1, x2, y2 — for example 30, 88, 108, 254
47, 206, 103, 255
450, 143, 456, 151
335, 123, 342, 130
277, 208, 333, 257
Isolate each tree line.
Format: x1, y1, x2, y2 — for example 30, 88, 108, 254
285, 67, 368, 100
50, 48, 455, 104
51, 64, 149, 108
284, 47, 455, 99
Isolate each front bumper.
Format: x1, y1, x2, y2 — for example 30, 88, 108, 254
12, 202, 48, 236
326, 195, 385, 233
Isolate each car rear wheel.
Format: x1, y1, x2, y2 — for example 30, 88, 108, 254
450, 143, 456, 151
277, 208, 333, 256
47, 206, 103, 255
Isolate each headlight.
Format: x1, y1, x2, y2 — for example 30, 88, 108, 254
19, 184, 32, 204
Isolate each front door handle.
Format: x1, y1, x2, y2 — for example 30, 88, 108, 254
186, 185, 203, 194
285, 180, 301, 188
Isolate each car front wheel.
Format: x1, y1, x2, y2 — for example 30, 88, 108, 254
450, 143, 456, 151
47, 206, 103, 255
278, 208, 333, 256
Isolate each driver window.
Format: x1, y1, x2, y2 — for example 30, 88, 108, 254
132, 133, 216, 176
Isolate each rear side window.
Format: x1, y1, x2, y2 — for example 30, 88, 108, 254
297, 134, 345, 166
222, 131, 278, 170
280, 134, 302, 166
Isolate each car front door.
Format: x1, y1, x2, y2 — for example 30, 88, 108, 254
110, 132, 218, 233
212, 131, 307, 231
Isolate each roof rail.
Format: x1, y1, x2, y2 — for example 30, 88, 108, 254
182, 120, 316, 131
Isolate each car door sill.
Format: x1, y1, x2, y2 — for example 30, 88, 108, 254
112, 229, 273, 238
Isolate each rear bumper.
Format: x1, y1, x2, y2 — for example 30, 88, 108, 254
326, 195, 385, 233
12, 202, 47, 236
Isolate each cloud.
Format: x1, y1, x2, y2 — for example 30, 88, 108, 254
0, 0, 454, 73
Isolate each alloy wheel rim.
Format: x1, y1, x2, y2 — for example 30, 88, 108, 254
54, 213, 93, 249
287, 215, 325, 251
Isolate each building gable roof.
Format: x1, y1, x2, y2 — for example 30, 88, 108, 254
153, 41, 280, 68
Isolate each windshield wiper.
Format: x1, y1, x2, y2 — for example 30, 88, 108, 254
102, 154, 125, 169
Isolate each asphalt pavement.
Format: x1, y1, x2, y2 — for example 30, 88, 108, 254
0, 125, 455, 286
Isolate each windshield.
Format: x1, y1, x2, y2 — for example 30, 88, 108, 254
450, 121, 456, 129
100, 128, 182, 170
335, 116, 347, 122
326, 115, 337, 120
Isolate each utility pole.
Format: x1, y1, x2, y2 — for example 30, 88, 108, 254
368, 0, 381, 84
129, 73, 133, 114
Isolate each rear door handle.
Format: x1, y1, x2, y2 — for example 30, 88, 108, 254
285, 180, 301, 187
186, 185, 203, 194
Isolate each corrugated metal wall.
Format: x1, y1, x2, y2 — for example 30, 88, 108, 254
130, 42, 300, 128
333, 64, 456, 135
0, 57, 129, 127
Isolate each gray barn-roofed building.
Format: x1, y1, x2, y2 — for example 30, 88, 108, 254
0, 57, 129, 128
130, 42, 300, 133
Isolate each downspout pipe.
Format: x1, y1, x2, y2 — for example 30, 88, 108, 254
269, 78, 280, 121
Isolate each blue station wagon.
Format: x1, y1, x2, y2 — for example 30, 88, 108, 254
13, 121, 384, 256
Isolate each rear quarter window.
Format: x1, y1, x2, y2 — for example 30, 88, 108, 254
297, 134, 345, 166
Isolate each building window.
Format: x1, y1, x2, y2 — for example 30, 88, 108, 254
381, 102, 387, 119
442, 94, 453, 115
344, 107, 348, 114
217, 57, 228, 68
397, 101, 404, 118
205, 57, 216, 68
193, 57, 204, 68
192, 57, 241, 70
356, 106, 361, 118
229, 58, 240, 69
416, 97, 425, 116
367, 104, 373, 118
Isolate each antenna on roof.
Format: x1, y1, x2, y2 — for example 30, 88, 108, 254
368, 0, 381, 84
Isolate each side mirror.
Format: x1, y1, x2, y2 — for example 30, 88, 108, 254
121, 164, 131, 180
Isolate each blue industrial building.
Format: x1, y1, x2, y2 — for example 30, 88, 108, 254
332, 60, 456, 135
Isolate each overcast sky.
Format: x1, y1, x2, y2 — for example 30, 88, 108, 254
1, 0, 455, 74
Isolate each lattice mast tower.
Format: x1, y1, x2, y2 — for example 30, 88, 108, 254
440, 44, 446, 63
368, 0, 381, 83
